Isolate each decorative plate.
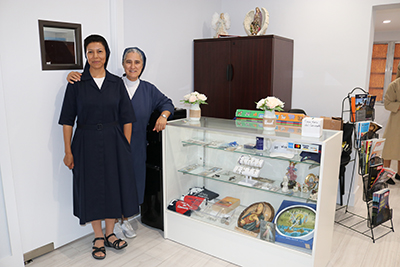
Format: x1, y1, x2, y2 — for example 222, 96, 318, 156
237, 202, 274, 234
274, 205, 316, 239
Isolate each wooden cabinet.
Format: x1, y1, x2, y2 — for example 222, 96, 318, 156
194, 35, 294, 119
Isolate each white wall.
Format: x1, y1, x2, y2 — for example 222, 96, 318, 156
122, 1, 222, 109
375, 30, 400, 42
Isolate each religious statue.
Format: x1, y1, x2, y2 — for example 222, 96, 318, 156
250, 7, 262, 35
212, 12, 231, 38
243, 7, 270, 36
286, 162, 298, 181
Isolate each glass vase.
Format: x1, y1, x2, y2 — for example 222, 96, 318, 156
189, 103, 201, 121
263, 110, 276, 130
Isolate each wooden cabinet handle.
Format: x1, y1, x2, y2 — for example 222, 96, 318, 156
226, 64, 233, 81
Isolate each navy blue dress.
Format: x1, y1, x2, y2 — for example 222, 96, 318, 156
59, 70, 139, 225
130, 80, 174, 204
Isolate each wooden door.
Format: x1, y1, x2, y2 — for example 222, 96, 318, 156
230, 37, 272, 117
194, 39, 231, 118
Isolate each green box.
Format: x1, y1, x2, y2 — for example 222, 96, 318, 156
235, 109, 264, 119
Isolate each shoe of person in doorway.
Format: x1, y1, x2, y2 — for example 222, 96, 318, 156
121, 220, 137, 238
387, 178, 395, 185
395, 173, 400, 181
114, 222, 125, 240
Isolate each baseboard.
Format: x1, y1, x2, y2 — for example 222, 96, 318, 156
23, 242, 54, 263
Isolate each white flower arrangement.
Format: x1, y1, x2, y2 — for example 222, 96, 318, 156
256, 96, 284, 111
181, 91, 208, 105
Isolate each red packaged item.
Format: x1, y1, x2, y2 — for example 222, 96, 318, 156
183, 195, 206, 211
167, 199, 193, 216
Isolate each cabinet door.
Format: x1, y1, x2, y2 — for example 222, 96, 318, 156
269, 37, 293, 110
194, 40, 231, 119
230, 38, 272, 116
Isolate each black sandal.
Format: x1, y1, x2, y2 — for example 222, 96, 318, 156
104, 233, 128, 250
92, 237, 106, 260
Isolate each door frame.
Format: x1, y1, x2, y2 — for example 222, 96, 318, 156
0, 55, 24, 267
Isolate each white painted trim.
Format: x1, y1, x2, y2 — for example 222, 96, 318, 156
0, 50, 24, 267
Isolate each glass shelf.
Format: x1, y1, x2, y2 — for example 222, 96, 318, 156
182, 139, 320, 167
178, 165, 317, 203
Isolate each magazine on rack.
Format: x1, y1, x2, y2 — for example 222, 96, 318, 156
359, 138, 385, 174
371, 188, 391, 226
369, 138, 385, 166
356, 121, 370, 147
371, 167, 396, 187
351, 94, 376, 122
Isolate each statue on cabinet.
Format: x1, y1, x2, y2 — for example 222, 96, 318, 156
250, 7, 262, 35
212, 12, 231, 38
243, 7, 269, 36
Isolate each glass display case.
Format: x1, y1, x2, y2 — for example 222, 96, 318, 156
162, 117, 342, 267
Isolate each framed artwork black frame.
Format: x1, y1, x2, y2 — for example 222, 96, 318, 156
38, 20, 83, 70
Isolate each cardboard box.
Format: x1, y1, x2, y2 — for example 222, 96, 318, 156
321, 116, 342, 130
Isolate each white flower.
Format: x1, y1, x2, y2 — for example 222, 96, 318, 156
256, 98, 266, 109
198, 94, 207, 101
180, 91, 208, 105
256, 96, 284, 111
189, 95, 197, 103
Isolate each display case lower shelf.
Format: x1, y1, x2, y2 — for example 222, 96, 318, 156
165, 210, 313, 267
178, 165, 317, 203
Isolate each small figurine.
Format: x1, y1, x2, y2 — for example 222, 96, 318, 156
250, 7, 262, 35
292, 182, 301, 192
310, 190, 318, 201
302, 183, 309, 193
281, 175, 289, 193
286, 162, 298, 181
212, 12, 231, 38
243, 7, 270, 36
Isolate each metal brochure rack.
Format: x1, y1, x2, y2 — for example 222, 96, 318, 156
335, 87, 394, 243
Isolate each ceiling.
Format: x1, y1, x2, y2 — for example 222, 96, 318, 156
374, 7, 400, 33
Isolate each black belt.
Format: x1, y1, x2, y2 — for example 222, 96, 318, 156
77, 121, 118, 131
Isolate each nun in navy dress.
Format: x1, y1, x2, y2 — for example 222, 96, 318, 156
121, 47, 174, 205
59, 35, 138, 259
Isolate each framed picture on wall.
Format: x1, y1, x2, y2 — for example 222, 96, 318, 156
38, 20, 83, 70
